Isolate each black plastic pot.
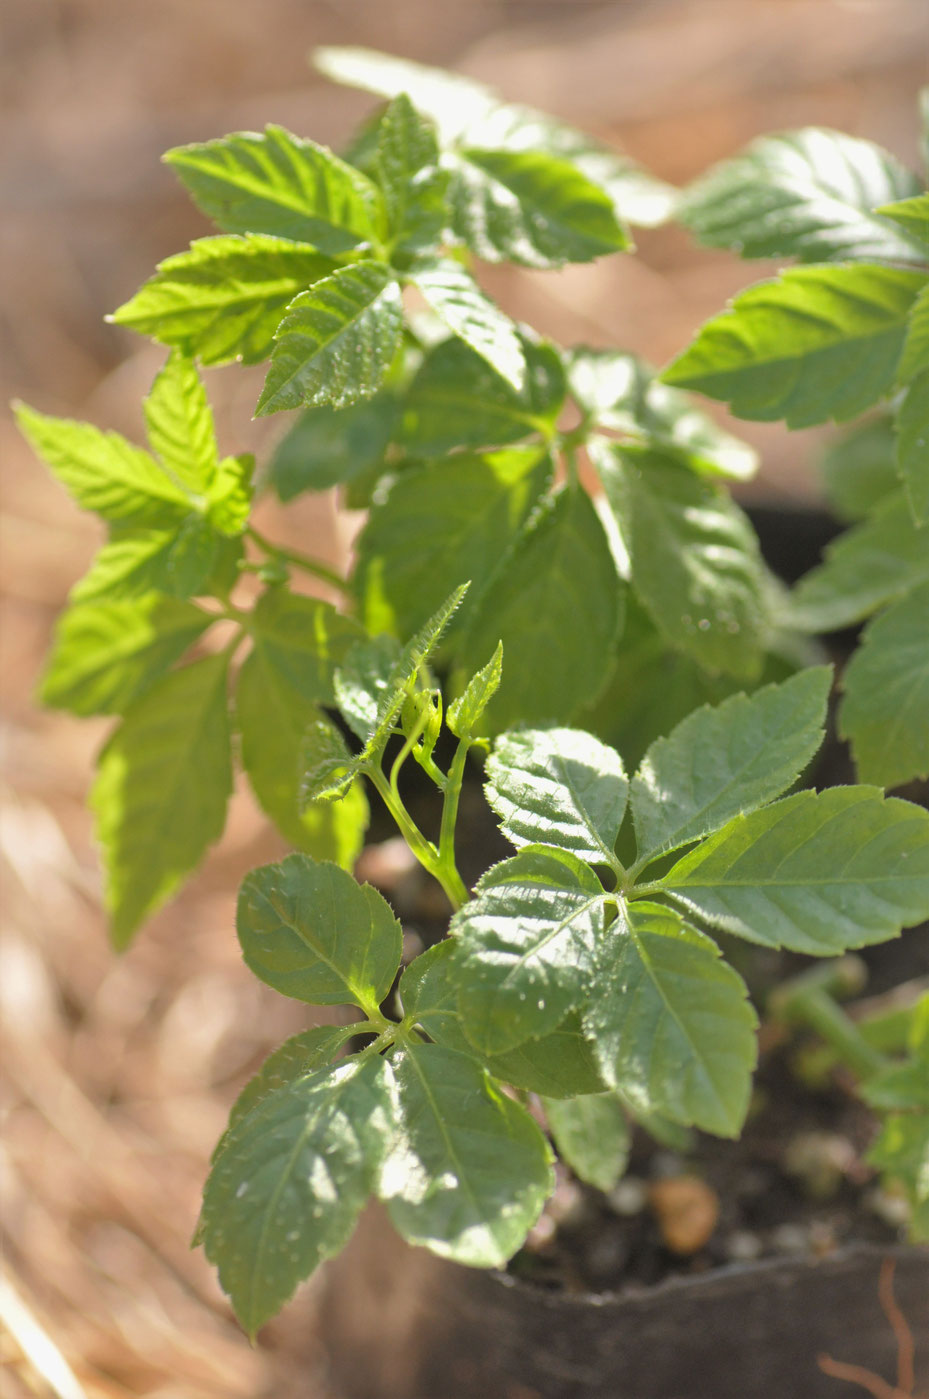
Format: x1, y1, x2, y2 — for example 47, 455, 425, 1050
322, 1209, 928, 1398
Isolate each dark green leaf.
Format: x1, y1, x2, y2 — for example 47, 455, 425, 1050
353, 446, 551, 638
818, 416, 900, 522
680, 129, 925, 264
662, 265, 927, 427
453, 845, 608, 1055
660, 787, 929, 954
248, 587, 363, 706
164, 125, 383, 252
630, 667, 831, 865
378, 1042, 553, 1266
839, 581, 929, 788
91, 653, 233, 946
237, 853, 402, 1009
594, 443, 768, 678
110, 236, 334, 366
407, 260, 526, 391
486, 727, 628, 868
899, 283, 929, 384
584, 901, 756, 1137
376, 93, 447, 255
201, 1055, 392, 1337
457, 486, 623, 730
542, 1093, 630, 1191
257, 261, 402, 414
897, 370, 929, 524
39, 595, 212, 717
224, 1024, 363, 1137
269, 393, 397, 500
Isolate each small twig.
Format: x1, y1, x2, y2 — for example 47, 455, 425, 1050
880, 1261, 916, 1397
817, 1354, 899, 1399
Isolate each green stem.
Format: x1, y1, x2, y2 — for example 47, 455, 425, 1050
437, 737, 470, 906
769, 957, 890, 1082
246, 525, 351, 595
367, 765, 466, 912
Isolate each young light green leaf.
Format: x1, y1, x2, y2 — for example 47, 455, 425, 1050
876, 192, 929, 247
680, 129, 926, 265
15, 404, 191, 526
248, 587, 363, 706
353, 446, 551, 638
660, 787, 929, 954
399, 940, 604, 1099
407, 260, 526, 391
898, 283, 929, 384
68, 529, 188, 603
447, 643, 503, 740
237, 650, 369, 866
201, 1055, 393, 1337
866, 1113, 929, 1241
662, 265, 927, 427
568, 349, 757, 481
818, 415, 900, 522
456, 486, 623, 730
486, 727, 628, 868
223, 1024, 364, 1137
257, 261, 402, 414
453, 845, 608, 1055
334, 634, 403, 743
593, 443, 768, 679
896, 371, 929, 524
237, 853, 402, 1010
790, 492, 929, 632
39, 595, 212, 717
542, 1093, 631, 1192
861, 1060, 929, 1113
91, 653, 233, 947
299, 717, 359, 804
584, 901, 757, 1137
630, 667, 831, 865
143, 349, 218, 490
269, 392, 397, 499
164, 125, 382, 251
205, 453, 253, 536
376, 93, 447, 254
448, 146, 629, 269
111, 235, 334, 366
400, 334, 564, 456
378, 1042, 553, 1267
838, 581, 929, 789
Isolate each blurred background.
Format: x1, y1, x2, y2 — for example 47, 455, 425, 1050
1, 2, 926, 1394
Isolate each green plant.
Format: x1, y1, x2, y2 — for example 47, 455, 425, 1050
16, 49, 929, 1338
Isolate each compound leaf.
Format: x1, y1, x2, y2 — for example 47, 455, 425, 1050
407, 259, 526, 391
662, 265, 926, 427
236, 852, 402, 1009
223, 1024, 364, 1140
660, 787, 929, 954
630, 667, 831, 865
91, 653, 233, 947
378, 1042, 553, 1267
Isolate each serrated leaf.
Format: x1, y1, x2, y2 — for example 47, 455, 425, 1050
456, 486, 623, 730
400, 334, 564, 455
453, 845, 608, 1055
237, 852, 402, 1009
898, 283, 929, 384
790, 492, 929, 631
448, 146, 629, 269
237, 651, 368, 866
257, 261, 402, 414
896, 371, 929, 524
593, 443, 767, 679
680, 129, 926, 264
630, 667, 831, 865
111, 235, 335, 366
164, 125, 382, 252
248, 587, 363, 706
69, 529, 183, 603
223, 1023, 363, 1138
818, 415, 900, 522
447, 643, 503, 740
399, 940, 604, 1099
877, 192, 929, 248
542, 1094, 630, 1192
486, 727, 628, 868
838, 581, 929, 789
376, 93, 447, 255
333, 634, 403, 743
378, 1042, 553, 1267
143, 350, 219, 491
407, 260, 525, 391
205, 453, 253, 536
662, 265, 927, 428
15, 403, 192, 526
269, 392, 397, 499
39, 595, 212, 716
660, 787, 929, 954
314, 47, 497, 145
201, 1055, 392, 1337
299, 717, 358, 804
91, 653, 232, 946
353, 446, 551, 638
568, 349, 757, 481
584, 902, 756, 1137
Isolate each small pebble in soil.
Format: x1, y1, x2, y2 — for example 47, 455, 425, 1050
724, 1230, 764, 1262
650, 1152, 687, 1180
607, 1177, 648, 1217
783, 1131, 857, 1200
771, 1223, 809, 1255
582, 1223, 629, 1285
648, 1176, 720, 1256
865, 1186, 911, 1228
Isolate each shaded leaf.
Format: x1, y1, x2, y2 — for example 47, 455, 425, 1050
407, 259, 526, 390
818, 415, 900, 522
269, 392, 398, 499
223, 1024, 363, 1138
542, 1093, 631, 1192
898, 283, 929, 384
896, 370, 929, 524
